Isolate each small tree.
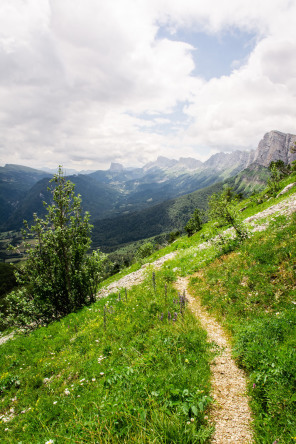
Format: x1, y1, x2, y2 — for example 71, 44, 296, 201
136, 242, 154, 260
184, 209, 203, 237
267, 160, 291, 194
208, 187, 248, 241
3, 167, 105, 328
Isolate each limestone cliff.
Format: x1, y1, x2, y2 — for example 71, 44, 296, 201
250, 130, 296, 167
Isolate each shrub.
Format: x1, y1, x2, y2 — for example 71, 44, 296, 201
184, 209, 203, 237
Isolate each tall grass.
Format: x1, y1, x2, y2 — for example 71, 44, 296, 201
189, 213, 296, 442
0, 269, 213, 443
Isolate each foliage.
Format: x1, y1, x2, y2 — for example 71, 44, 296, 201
168, 230, 181, 243
0, 263, 18, 331
185, 209, 203, 237
189, 213, 296, 442
267, 160, 291, 194
136, 241, 154, 259
0, 269, 213, 443
2, 167, 106, 329
0, 263, 17, 298
92, 182, 224, 251
1, 176, 296, 443
208, 186, 248, 241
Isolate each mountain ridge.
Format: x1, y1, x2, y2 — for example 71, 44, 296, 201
1, 130, 295, 234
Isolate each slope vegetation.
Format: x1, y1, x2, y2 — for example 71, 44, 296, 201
0, 177, 296, 443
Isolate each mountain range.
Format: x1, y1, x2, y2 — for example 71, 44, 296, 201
1, 130, 295, 249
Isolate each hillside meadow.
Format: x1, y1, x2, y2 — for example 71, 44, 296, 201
0, 175, 296, 443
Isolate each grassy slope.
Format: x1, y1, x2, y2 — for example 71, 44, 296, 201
188, 214, 296, 443
0, 270, 213, 443
1, 175, 296, 443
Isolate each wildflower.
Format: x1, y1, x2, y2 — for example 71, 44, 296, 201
21, 408, 32, 414
92, 378, 96, 382
79, 378, 85, 382
187, 421, 190, 425
64, 388, 70, 395
100, 372, 104, 376
5, 428, 9, 432
185, 359, 189, 364
253, 383, 256, 389
45, 440, 54, 444
53, 401, 58, 405
190, 418, 194, 422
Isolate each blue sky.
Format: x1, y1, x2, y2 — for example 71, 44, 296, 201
157, 26, 257, 80
0, 0, 295, 170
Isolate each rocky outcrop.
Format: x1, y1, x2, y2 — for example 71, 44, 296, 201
250, 130, 296, 167
108, 130, 296, 177
203, 150, 252, 172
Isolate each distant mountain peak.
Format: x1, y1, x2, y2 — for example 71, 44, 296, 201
109, 162, 124, 172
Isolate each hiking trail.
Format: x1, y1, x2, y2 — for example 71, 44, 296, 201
175, 276, 253, 443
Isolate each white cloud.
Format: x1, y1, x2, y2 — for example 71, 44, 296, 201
0, 0, 296, 169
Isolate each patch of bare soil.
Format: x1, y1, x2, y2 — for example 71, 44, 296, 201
97, 251, 177, 299
175, 276, 253, 444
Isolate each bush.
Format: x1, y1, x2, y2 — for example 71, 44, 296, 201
136, 242, 154, 259
184, 209, 203, 237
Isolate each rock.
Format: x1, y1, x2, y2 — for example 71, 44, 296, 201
276, 183, 296, 197
251, 130, 296, 167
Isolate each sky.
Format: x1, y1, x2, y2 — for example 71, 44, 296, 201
0, 0, 296, 171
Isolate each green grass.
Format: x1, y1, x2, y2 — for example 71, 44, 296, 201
0, 269, 213, 443
1, 177, 296, 443
189, 213, 296, 443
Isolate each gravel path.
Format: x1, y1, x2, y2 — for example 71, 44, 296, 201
175, 276, 253, 443
97, 251, 177, 299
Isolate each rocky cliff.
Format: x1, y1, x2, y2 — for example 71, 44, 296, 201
249, 130, 296, 167
142, 130, 296, 175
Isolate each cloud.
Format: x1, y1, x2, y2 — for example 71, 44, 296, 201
0, 0, 296, 169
